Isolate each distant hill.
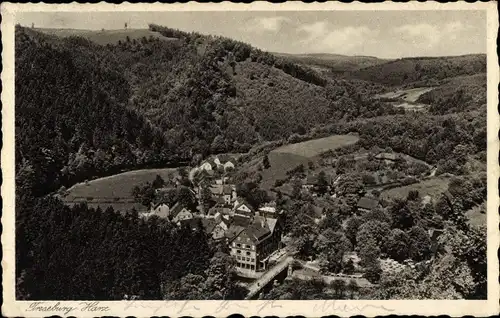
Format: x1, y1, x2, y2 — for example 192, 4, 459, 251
274, 52, 391, 74
346, 54, 486, 87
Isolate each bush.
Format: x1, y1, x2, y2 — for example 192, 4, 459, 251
274, 179, 286, 187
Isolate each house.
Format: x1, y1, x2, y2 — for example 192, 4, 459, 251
140, 202, 171, 219
178, 217, 203, 231
214, 154, 237, 170
150, 202, 170, 218
357, 196, 380, 213
258, 202, 284, 219
375, 152, 398, 165
171, 202, 194, 223
302, 174, 333, 193
223, 160, 236, 170
229, 215, 283, 273
215, 176, 230, 185
302, 175, 318, 190
202, 217, 230, 240
200, 159, 217, 171
194, 169, 214, 185
232, 199, 254, 217
209, 184, 237, 205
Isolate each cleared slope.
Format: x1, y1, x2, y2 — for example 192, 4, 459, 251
37, 28, 177, 45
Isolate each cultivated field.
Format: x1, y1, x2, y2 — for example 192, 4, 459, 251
259, 152, 310, 190
250, 134, 359, 190
272, 135, 359, 158
380, 177, 450, 201
38, 28, 177, 45
63, 168, 180, 212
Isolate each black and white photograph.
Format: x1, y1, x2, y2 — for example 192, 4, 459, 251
2, 2, 499, 317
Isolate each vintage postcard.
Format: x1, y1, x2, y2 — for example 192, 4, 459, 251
2, 1, 499, 317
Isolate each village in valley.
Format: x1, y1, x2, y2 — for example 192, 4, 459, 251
125, 141, 453, 296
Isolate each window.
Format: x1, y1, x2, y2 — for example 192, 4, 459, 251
236, 250, 241, 254
251, 258, 255, 262
251, 245, 255, 251
236, 243, 241, 248
250, 265, 255, 270
246, 251, 250, 256
233, 242, 236, 247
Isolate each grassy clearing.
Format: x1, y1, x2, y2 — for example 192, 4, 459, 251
65, 168, 178, 199
245, 135, 358, 191
38, 28, 177, 45
259, 152, 310, 190
465, 204, 486, 228
272, 135, 359, 158
380, 177, 450, 201
63, 168, 180, 213
377, 87, 435, 101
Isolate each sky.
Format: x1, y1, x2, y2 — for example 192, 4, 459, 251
17, 10, 487, 58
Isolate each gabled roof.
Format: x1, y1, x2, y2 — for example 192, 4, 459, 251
234, 199, 254, 212
225, 224, 246, 241
195, 169, 213, 181
266, 217, 278, 234
222, 185, 234, 195
170, 202, 190, 218
179, 217, 202, 230
243, 217, 271, 242
231, 214, 252, 227
202, 218, 217, 233
216, 154, 232, 164
202, 159, 217, 167
152, 201, 169, 210
357, 196, 379, 211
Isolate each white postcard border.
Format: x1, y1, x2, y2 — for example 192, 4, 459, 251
2, 1, 499, 317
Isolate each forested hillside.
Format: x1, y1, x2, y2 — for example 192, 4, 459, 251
347, 55, 486, 87
417, 74, 487, 114
15, 25, 397, 196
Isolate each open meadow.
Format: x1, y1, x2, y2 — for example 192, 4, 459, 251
377, 87, 435, 102
272, 134, 359, 158
245, 135, 359, 190
62, 168, 180, 213
380, 176, 450, 201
